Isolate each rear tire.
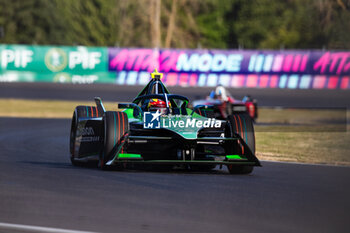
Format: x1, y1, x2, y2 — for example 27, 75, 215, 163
226, 113, 255, 174
70, 106, 101, 166
100, 111, 129, 170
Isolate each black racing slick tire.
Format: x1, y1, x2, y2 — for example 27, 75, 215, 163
226, 113, 255, 174
99, 111, 129, 169
70, 106, 102, 166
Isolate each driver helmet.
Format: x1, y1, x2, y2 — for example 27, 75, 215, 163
215, 85, 228, 101
148, 99, 171, 115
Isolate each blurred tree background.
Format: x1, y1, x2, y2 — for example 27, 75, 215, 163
0, 0, 349, 49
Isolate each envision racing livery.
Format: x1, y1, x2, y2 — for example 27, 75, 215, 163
70, 70, 261, 174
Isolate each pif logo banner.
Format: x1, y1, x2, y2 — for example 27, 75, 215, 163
0, 44, 108, 73
44, 46, 107, 73
0, 45, 34, 70
45, 48, 68, 72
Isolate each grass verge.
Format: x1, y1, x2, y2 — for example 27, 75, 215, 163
255, 130, 350, 166
0, 98, 117, 118
256, 107, 349, 166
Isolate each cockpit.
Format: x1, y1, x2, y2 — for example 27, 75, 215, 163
132, 69, 189, 115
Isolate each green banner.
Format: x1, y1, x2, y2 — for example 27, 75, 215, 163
0, 44, 108, 73
0, 44, 114, 83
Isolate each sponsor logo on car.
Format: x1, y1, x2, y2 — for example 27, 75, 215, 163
76, 127, 99, 142
144, 111, 161, 129
79, 127, 95, 136
79, 136, 100, 142
144, 110, 222, 129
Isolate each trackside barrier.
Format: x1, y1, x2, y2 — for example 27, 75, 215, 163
0, 44, 349, 89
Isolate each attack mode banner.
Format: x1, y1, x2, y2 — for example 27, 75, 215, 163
108, 48, 350, 89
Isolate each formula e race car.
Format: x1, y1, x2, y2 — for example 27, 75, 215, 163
69, 70, 260, 174
193, 86, 258, 121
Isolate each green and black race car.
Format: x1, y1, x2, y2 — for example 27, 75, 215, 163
70, 70, 260, 174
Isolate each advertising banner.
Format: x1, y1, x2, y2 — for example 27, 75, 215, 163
108, 48, 350, 76
0, 44, 349, 89
108, 48, 350, 89
0, 44, 114, 84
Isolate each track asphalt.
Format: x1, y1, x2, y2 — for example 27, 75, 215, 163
0, 117, 349, 233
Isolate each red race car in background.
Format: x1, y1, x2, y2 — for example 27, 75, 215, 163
193, 85, 258, 121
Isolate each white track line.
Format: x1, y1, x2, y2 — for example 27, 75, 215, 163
261, 160, 350, 167
0, 222, 97, 233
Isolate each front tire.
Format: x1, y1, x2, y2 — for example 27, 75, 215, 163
99, 111, 129, 170
226, 113, 255, 174
70, 106, 101, 166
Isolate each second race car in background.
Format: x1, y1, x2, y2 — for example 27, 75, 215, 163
192, 85, 258, 121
